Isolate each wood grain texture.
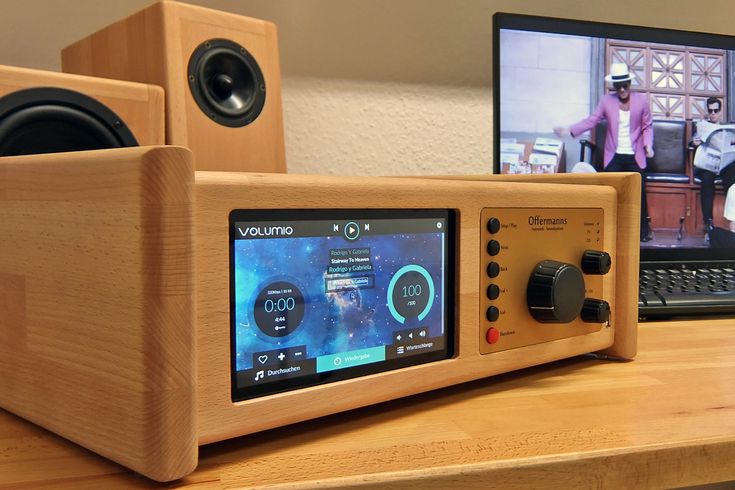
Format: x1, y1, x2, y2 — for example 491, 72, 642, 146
1, 319, 734, 488
430, 172, 641, 359
0, 64, 164, 147
0, 146, 197, 482
0, 168, 637, 482
194, 172, 625, 444
61, 0, 286, 174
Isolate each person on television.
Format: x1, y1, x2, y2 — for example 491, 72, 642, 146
692, 97, 735, 236
554, 63, 654, 241
708, 184, 735, 247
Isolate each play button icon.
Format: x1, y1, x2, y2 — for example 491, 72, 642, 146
344, 221, 360, 240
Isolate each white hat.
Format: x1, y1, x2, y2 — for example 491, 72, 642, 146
605, 63, 632, 84
725, 185, 735, 221
570, 162, 597, 173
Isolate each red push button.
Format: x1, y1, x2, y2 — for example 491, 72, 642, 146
486, 327, 500, 344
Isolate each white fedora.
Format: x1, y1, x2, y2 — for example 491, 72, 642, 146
605, 63, 632, 83
571, 162, 598, 174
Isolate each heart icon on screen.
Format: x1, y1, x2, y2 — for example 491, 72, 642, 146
258, 355, 268, 364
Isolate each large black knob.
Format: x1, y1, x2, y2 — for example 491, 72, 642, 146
527, 260, 585, 323
580, 298, 610, 323
581, 250, 611, 275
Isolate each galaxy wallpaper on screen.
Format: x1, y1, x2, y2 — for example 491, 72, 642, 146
233, 232, 446, 372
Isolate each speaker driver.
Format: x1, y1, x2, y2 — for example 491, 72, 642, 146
188, 38, 266, 128
0, 87, 138, 157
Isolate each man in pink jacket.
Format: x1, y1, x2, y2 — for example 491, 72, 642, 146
556, 63, 655, 241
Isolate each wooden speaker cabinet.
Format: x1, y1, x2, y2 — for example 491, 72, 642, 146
0, 147, 639, 481
0, 64, 163, 154
61, 1, 286, 173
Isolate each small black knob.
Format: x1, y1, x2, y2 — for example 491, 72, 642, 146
581, 250, 611, 275
580, 298, 610, 323
487, 240, 501, 256
527, 260, 585, 323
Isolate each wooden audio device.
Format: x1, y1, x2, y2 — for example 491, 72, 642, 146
62, 0, 286, 173
0, 64, 164, 153
0, 147, 639, 481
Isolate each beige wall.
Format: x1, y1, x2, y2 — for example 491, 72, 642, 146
0, 0, 733, 175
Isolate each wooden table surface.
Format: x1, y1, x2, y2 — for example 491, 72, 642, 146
2, 319, 735, 489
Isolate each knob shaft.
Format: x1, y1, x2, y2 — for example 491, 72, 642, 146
581, 250, 611, 275
527, 260, 585, 323
580, 298, 610, 323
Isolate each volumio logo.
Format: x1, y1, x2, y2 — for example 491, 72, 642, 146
238, 225, 294, 237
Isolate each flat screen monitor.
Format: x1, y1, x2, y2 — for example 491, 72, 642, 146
493, 13, 735, 262
229, 209, 455, 401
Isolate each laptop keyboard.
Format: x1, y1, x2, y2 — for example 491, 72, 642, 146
639, 265, 735, 317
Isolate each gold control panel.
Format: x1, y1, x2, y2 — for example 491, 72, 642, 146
480, 208, 609, 354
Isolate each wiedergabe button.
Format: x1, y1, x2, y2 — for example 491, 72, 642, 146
344, 221, 360, 240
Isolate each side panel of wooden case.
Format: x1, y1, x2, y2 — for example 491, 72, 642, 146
0, 147, 197, 481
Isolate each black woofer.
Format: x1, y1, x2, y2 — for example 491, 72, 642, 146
188, 38, 266, 127
0, 87, 138, 157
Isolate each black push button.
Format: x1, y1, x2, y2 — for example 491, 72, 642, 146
487, 240, 501, 256
487, 217, 501, 234
487, 284, 500, 300
486, 306, 499, 322
487, 262, 500, 278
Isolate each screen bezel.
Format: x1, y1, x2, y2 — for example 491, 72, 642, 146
229, 208, 456, 402
492, 12, 735, 263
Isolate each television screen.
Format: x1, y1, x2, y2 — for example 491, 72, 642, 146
493, 13, 735, 260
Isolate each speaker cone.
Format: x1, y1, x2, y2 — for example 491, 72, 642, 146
0, 87, 138, 157
188, 38, 266, 127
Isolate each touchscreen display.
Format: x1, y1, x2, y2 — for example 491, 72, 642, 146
229, 209, 455, 401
